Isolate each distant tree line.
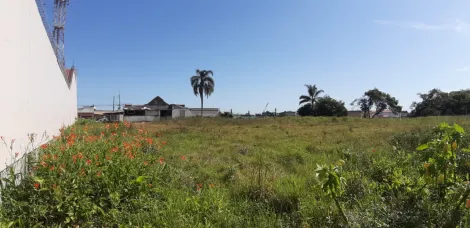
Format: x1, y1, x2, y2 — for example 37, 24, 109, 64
297, 85, 470, 118
411, 89, 470, 117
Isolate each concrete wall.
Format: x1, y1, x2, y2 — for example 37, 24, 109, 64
189, 109, 220, 117
172, 108, 192, 119
124, 116, 159, 122
0, 0, 77, 170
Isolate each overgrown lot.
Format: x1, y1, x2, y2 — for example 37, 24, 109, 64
3, 116, 470, 227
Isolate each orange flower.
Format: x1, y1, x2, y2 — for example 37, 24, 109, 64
466, 199, 470, 209
106, 155, 111, 160
32, 166, 39, 170
159, 157, 165, 164
111, 147, 118, 153
33, 183, 40, 190
77, 152, 84, 159
196, 183, 203, 191
161, 141, 167, 146
49, 165, 55, 171
112, 132, 117, 136
181, 155, 186, 161
52, 183, 57, 189
40, 161, 48, 168
106, 124, 110, 129
147, 183, 153, 187
53, 154, 58, 160
86, 159, 92, 165
209, 183, 215, 188
72, 155, 77, 163
40, 144, 48, 149
144, 161, 149, 166
146, 138, 153, 144
371, 149, 376, 153
423, 163, 430, 169
97, 171, 102, 177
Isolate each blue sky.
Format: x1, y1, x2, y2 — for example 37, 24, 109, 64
58, 0, 470, 113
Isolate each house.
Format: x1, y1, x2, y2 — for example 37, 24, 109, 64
121, 96, 219, 122
278, 111, 296, 117
347, 110, 363, 118
103, 111, 124, 122
78, 106, 95, 119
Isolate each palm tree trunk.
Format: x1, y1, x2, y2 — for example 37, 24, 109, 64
200, 93, 204, 118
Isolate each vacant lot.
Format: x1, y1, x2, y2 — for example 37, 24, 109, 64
3, 116, 470, 227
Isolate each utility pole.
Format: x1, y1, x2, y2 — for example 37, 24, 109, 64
118, 91, 121, 110
113, 96, 115, 112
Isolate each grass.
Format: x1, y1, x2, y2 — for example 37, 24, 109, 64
2, 116, 470, 227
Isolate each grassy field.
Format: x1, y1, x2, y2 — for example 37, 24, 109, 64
3, 116, 470, 227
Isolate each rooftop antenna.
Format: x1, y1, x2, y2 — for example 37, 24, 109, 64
53, 0, 70, 69
118, 91, 121, 110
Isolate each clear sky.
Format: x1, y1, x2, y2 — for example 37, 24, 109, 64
59, 0, 470, 113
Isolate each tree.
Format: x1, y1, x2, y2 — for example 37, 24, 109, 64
411, 89, 470, 117
313, 96, 348, 117
297, 103, 315, 116
299, 84, 324, 110
190, 69, 215, 117
351, 88, 401, 118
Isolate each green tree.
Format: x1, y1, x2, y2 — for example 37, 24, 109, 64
352, 88, 401, 118
299, 84, 324, 110
313, 96, 348, 117
190, 69, 215, 117
411, 89, 470, 117
297, 103, 315, 116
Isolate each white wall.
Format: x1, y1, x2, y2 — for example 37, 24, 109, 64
124, 116, 159, 122
0, 0, 77, 170
189, 109, 220, 117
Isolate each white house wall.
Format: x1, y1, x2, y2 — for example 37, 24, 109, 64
0, 0, 77, 170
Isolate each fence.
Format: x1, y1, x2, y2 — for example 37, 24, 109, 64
34, 0, 71, 88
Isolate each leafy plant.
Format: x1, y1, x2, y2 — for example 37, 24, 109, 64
315, 160, 349, 226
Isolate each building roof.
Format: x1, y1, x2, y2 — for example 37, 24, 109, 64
78, 106, 95, 113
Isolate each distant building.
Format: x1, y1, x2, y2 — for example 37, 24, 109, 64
278, 111, 296, 117
347, 110, 409, 118
78, 106, 95, 119
121, 96, 219, 122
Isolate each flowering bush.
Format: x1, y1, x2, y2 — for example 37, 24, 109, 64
0, 121, 221, 227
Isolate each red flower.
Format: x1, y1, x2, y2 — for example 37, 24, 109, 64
49, 165, 55, 171
40, 144, 48, 149
86, 159, 92, 165
159, 157, 165, 165
33, 183, 40, 190
111, 147, 118, 153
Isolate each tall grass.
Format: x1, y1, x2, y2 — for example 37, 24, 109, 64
2, 117, 470, 227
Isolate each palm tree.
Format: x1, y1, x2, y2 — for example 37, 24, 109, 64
299, 84, 324, 109
190, 69, 215, 117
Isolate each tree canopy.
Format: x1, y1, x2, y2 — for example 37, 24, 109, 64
351, 88, 401, 118
411, 89, 470, 117
298, 96, 347, 117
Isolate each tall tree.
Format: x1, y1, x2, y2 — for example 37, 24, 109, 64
190, 69, 215, 117
351, 88, 401, 118
299, 84, 324, 110
411, 89, 470, 117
